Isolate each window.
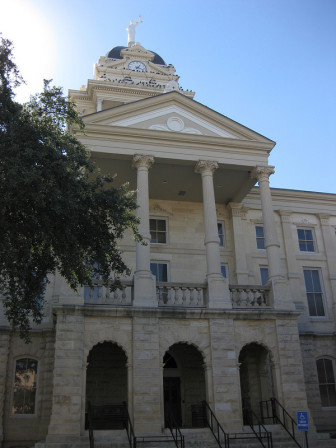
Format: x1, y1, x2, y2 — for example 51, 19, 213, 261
316, 358, 336, 407
150, 219, 167, 244
255, 226, 265, 249
260, 267, 269, 285
297, 228, 315, 252
303, 269, 325, 316
150, 262, 168, 282
218, 222, 225, 247
12, 358, 38, 414
221, 265, 228, 278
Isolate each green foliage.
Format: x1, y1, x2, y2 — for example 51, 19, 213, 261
0, 36, 140, 341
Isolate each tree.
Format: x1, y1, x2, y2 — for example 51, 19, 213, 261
0, 36, 140, 340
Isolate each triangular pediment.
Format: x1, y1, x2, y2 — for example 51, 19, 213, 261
83, 92, 274, 144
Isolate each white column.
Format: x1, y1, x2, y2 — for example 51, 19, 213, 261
252, 166, 294, 310
318, 214, 336, 307
195, 161, 231, 308
228, 202, 249, 284
132, 154, 156, 307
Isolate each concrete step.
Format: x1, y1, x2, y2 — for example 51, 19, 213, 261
68, 426, 336, 448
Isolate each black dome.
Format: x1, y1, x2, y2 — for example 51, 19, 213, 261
106, 46, 166, 65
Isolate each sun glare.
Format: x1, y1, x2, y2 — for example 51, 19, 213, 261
0, 0, 56, 103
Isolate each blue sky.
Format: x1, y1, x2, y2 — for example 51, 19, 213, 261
1, 0, 335, 194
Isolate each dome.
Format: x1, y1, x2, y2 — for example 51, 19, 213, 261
105, 46, 166, 65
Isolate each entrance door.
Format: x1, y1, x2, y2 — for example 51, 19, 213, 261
164, 377, 182, 427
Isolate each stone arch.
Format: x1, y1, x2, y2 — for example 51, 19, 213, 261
85, 341, 128, 413
163, 341, 206, 428
238, 342, 276, 421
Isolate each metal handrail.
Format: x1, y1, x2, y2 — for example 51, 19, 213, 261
123, 402, 137, 448
243, 407, 273, 448
164, 403, 185, 448
260, 398, 308, 448
202, 401, 228, 448
87, 402, 94, 448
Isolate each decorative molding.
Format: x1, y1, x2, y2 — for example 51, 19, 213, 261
251, 166, 275, 182
148, 116, 203, 135
132, 154, 154, 169
317, 214, 330, 225
278, 210, 292, 223
150, 203, 173, 216
110, 105, 238, 138
195, 160, 218, 174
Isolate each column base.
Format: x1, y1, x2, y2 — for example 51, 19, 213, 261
133, 271, 157, 307
207, 274, 232, 309
270, 277, 296, 310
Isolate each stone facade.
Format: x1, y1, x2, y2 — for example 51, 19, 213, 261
0, 39, 335, 448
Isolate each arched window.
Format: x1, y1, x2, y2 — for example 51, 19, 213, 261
316, 358, 336, 407
12, 358, 38, 414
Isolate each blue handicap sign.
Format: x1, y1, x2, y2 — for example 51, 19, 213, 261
297, 411, 309, 431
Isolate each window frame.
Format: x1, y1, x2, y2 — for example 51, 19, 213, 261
221, 264, 229, 279
260, 266, 269, 285
297, 227, 316, 253
150, 218, 168, 245
217, 222, 226, 248
11, 357, 39, 417
316, 357, 336, 409
303, 268, 326, 318
255, 225, 265, 250
150, 261, 169, 283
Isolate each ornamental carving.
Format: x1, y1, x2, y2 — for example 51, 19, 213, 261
251, 166, 275, 182
318, 214, 330, 225
278, 211, 292, 223
195, 160, 219, 174
132, 154, 154, 169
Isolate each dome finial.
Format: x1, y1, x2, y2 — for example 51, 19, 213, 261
126, 16, 143, 47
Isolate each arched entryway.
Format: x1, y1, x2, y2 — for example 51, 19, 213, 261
163, 343, 206, 428
239, 343, 276, 421
86, 342, 127, 429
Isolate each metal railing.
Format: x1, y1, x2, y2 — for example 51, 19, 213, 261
202, 401, 228, 448
87, 402, 130, 448
243, 407, 273, 448
124, 402, 137, 448
260, 397, 308, 448
164, 403, 185, 448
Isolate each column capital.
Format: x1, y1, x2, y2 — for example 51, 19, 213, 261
228, 202, 248, 219
251, 166, 275, 183
132, 154, 154, 169
195, 160, 218, 174
317, 213, 330, 225
278, 210, 292, 223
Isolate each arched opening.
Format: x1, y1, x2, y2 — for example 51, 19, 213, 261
163, 343, 206, 428
85, 342, 127, 429
239, 343, 275, 421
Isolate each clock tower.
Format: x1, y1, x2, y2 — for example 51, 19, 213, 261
69, 42, 195, 116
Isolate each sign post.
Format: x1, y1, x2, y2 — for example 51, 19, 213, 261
296, 411, 309, 448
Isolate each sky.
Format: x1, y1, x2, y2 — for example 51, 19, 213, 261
1, 0, 335, 194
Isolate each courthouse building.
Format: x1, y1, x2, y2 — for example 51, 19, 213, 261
0, 31, 336, 448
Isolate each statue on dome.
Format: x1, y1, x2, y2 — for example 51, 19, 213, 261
126, 16, 143, 46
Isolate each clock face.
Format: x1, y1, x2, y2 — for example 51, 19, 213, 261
128, 61, 147, 72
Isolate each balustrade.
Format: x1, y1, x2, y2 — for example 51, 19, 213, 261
83, 280, 271, 309
84, 280, 133, 305
156, 282, 206, 307
230, 285, 270, 308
